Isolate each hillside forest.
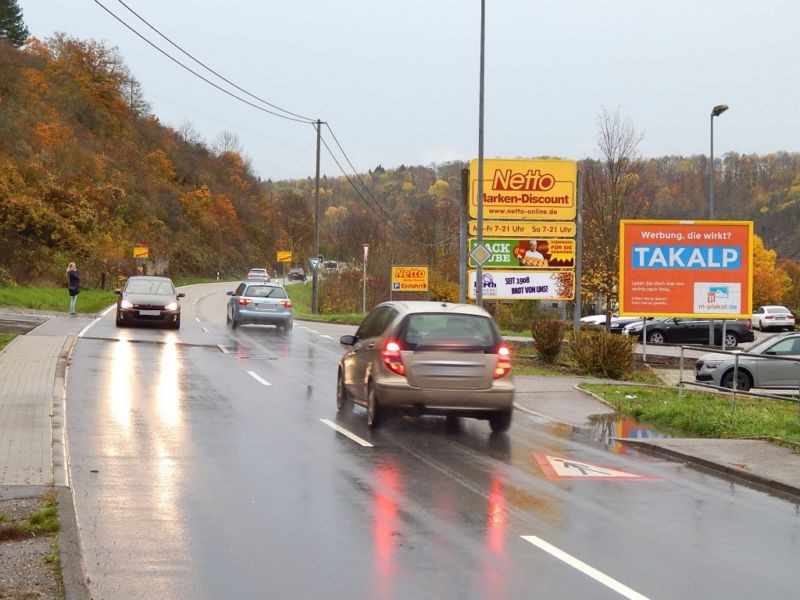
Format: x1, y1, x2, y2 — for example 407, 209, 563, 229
1, 35, 799, 314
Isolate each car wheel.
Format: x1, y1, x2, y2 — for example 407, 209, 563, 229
755, 320, 762, 331
720, 369, 752, 391
115, 311, 124, 327
366, 381, 382, 429
173, 316, 181, 330
336, 369, 351, 412
226, 309, 231, 325
489, 409, 513, 433
231, 315, 238, 330
647, 330, 666, 344
724, 332, 739, 348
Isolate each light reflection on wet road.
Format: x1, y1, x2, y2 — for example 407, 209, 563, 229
64, 283, 800, 600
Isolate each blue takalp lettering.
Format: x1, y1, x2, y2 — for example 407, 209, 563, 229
631, 245, 740, 269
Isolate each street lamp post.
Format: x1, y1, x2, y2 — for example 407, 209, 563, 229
709, 104, 729, 219
708, 104, 728, 346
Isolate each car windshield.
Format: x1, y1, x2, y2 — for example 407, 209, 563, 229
245, 286, 287, 299
402, 313, 497, 349
126, 279, 174, 295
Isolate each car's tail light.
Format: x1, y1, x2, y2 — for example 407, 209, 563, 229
237, 298, 252, 306
493, 344, 512, 379
280, 299, 293, 308
743, 321, 752, 329
382, 339, 405, 376
765, 315, 775, 320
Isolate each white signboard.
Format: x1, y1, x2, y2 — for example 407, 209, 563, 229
467, 270, 574, 300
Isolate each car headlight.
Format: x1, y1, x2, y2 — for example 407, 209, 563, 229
700, 359, 724, 370
120, 299, 133, 309
164, 302, 178, 311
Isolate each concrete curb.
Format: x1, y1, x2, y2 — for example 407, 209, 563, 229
617, 438, 800, 502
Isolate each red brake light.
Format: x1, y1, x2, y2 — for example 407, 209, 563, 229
237, 298, 252, 306
280, 299, 293, 308
494, 344, 511, 379
381, 339, 405, 376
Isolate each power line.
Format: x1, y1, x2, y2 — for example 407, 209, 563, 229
112, 0, 315, 123
92, 0, 314, 124
320, 130, 458, 249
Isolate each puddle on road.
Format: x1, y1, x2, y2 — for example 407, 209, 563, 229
585, 412, 672, 454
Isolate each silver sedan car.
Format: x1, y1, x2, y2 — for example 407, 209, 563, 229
337, 301, 515, 432
695, 332, 800, 391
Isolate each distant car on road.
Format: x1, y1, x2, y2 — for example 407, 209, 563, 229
337, 301, 514, 432
580, 314, 614, 325
695, 332, 800, 391
622, 317, 754, 348
115, 276, 184, 329
287, 267, 306, 282
226, 281, 293, 332
247, 268, 271, 282
751, 305, 795, 332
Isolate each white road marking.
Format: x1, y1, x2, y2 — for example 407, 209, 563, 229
247, 371, 271, 386
195, 317, 201, 323
101, 305, 115, 317
201, 327, 209, 333
217, 344, 230, 354
319, 334, 333, 340
77, 318, 102, 338
521, 536, 650, 600
320, 419, 373, 447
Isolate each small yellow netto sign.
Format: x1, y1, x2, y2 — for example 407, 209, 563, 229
391, 266, 429, 292
133, 246, 149, 259
277, 251, 292, 262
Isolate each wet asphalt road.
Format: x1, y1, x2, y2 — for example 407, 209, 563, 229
64, 283, 800, 599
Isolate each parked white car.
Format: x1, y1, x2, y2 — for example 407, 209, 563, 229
751, 305, 795, 332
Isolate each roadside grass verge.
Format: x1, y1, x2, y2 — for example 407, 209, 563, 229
0, 332, 16, 351
285, 283, 363, 325
581, 383, 800, 443
0, 286, 117, 314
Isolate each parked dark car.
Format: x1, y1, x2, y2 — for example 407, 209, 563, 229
622, 317, 754, 348
608, 316, 646, 334
287, 268, 306, 282
115, 276, 184, 329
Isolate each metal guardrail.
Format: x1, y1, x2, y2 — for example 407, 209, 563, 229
676, 344, 800, 418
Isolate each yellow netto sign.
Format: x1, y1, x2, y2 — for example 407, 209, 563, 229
391, 266, 429, 292
468, 158, 577, 220
277, 251, 292, 262
133, 246, 149, 259
468, 220, 576, 238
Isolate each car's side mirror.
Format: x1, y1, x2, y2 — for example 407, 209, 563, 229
340, 335, 357, 346
178, 293, 186, 298
226, 291, 234, 296
114, 289, 122, 296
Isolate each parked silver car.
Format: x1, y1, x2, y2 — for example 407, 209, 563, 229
226, 281, 293, 331
337, 301, 515, 431
695, 332, 800, 391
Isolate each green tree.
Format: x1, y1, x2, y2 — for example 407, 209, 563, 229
0, 0, 29, 47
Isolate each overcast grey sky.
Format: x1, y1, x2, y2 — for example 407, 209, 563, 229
18, 0, 800, 182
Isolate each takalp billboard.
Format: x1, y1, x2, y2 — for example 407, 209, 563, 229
619, 220, 753, 318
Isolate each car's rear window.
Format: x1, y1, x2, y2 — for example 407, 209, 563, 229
245, 285, 287, 299
401, 313, 498, 349
126, 280, 174, 295
767, 307, 790, 314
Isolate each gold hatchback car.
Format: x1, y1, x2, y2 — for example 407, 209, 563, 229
337, 301, 515, 432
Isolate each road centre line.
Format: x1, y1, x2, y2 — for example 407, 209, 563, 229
320, 419, 373, 447
521, 536, 650, 600
217, 344, 230, 353
247, 371, 271, 386
319, 334, 333, 340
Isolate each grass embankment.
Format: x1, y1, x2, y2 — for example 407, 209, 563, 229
285, 282, 364, 325
582, 383, 800, 443
0, 285, 117, 314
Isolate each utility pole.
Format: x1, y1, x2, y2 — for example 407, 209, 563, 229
312, 119, 322, 314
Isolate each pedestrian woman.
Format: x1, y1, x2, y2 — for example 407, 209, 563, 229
66, 262, 80, 315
